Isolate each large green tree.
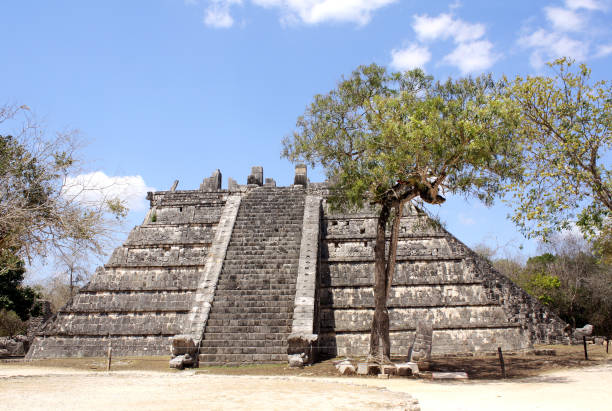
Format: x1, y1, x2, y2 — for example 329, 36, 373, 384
0, 248, 40, 321
283, 64, 522, 362
505, 58, 611, 241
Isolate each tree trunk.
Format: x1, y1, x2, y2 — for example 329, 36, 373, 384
369, 203, 391, 364
386, 203, 403, 298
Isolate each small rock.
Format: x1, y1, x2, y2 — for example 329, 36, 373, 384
334, 359, 353, 370
169, 355, 186, 370
182, 353, 195, 366
381, 364, 397, 375
6, 340, 25, 356
396, 362, 419, 377
573, 324, 594, 338
356, 363, 381, 375
431, 371, 468, 380
338, 364, 356, 375
171, 335, 197, 357
377, 373, 390, 379
288, 354, 304, 368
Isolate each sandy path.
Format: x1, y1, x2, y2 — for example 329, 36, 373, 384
1, 363, 610, 411
353, 363, 612, 411
0, 366, 417, 411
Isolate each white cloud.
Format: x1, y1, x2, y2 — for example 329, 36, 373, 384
595, 43, 612, 57
63, 172, 155, 213
251, 0, 397, 25
565, 0, 606, 11
544, 6, 584, 31
519, 28, 588, 67
203, 0, 241, 28
412, 13, 486, 43
202, 0, 397, 28
443, 40, 500, 73
402, 12, 497, 73
520, 0, 610, 67
390, 43, 431, 71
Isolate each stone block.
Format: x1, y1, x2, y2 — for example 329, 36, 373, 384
247, 166, 263, 186
396, 362, 419, 376
337, 363, 356, 375
201, 170, 222, 191
228, 177, 239, 191
356, 363, 380, 375
287, 333, 318, 366
288, 354, 304, 368
382, 364, 397, 375
573, 324, 593, 338
171, 335, 197, 356
294, 164, 307, 187
170, 353, 196, 370
431, 372, 468, 380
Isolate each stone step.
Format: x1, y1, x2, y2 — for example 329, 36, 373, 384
198, 346, 287, 355
204, 324, 291, 334
212, 300, 293, 308
219, 271, 299, 276
198, 186, 304, 365
201, 332, 288, 342
207, 313, 293, 321
207, 307, 293, 315
221, 260, 299, 266
215, 283, 296, 290
198, 353, 286, 365
206, 318, 292, 327
200, 339, 286, 349
213, 290, 295, 297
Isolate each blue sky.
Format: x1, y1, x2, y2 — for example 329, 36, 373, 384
3, 0, 612, 267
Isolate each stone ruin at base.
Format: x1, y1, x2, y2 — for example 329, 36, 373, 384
27, 166, 568, 365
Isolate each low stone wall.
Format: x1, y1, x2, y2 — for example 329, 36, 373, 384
26, 335, 170, 358
319, 326, 531, 358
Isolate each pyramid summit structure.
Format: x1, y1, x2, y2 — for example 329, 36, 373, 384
27, 166, 567, 363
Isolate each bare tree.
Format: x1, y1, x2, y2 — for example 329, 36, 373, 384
0, 104, 127, 266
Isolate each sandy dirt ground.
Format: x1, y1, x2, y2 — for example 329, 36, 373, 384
0, 362, 610, 411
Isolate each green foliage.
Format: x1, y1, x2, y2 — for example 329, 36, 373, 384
0, 249, 40, 321
283, 64, 525, 360
527, 253, 556, 267
504, 58, 611, 240
0, 309, 26, 337
283, 63, 523, 211
526, 272, 561, 305
494, 242, 612, 336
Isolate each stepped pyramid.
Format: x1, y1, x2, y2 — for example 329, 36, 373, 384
27, 166, 567, 363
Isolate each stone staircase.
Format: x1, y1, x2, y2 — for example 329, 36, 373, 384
198, 186, 306, 365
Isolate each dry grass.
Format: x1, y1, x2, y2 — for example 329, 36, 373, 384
7, 343, 610, 380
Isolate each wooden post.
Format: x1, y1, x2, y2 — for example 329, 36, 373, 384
497, 347, 506, 379
582, 336, 588, 360
107, 335, 112, 371
606, 338, 609, 354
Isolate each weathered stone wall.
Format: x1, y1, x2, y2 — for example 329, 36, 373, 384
316, 200, 564, 358
27, 170, 566, 361
27, 190, 232, 359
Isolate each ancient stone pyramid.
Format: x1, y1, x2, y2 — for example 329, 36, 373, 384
27, 166, 566, 363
